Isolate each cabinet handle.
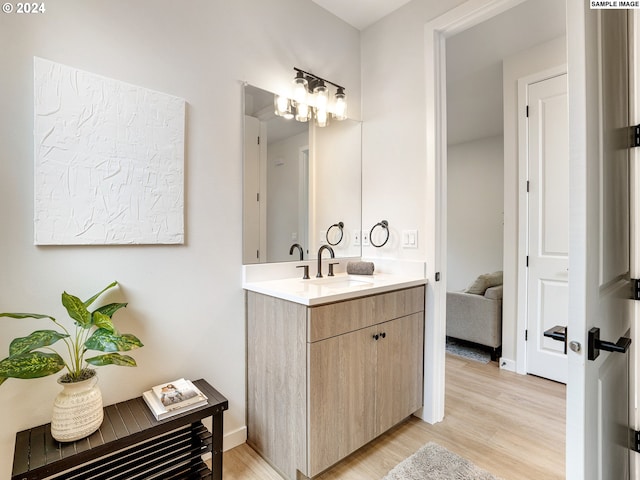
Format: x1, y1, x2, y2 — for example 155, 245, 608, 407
380, 332, 386, 338
373, 334, 379, 341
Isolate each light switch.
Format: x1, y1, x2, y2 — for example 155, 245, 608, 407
402, 229, 418, 248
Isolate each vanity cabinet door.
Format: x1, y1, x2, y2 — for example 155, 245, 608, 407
307, 326, 377, 477
375, 312, 425, 436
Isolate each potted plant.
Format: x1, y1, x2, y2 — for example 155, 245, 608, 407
0, 281, 143, 441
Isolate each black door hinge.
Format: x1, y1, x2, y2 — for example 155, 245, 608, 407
632, 429, 640, 453
632, 125, 640, 148
526, 105, 529, 117
525, 329, 528, 341
526, 181, 530, 193
526, 256, 529, 267
632, 279, 640, 300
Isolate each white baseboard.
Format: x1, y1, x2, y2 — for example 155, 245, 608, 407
223, 426, 247, 452
499, 357, 516, 372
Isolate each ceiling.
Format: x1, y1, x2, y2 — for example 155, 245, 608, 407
311, 0, 413, 30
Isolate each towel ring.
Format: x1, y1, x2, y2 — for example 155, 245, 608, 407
326, 221, 344, 246
370, 220, 389, 248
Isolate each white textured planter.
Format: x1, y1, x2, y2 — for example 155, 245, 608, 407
51, 374, 103, 442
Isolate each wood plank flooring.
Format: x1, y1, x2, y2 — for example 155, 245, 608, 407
220, 354, 566, 480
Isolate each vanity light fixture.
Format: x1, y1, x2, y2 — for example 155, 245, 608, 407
274, 67, 347, 127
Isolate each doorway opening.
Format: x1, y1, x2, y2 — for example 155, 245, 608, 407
444, 0, 567, 378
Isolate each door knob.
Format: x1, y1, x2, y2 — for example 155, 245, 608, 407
543, 325, 567, 354
587, 327, 631, 361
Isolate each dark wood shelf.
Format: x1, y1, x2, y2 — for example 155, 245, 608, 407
11, 379, 228, 480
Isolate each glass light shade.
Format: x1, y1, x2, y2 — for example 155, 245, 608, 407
315, 107, 329, 128
292, 72, 308, 105
274, 95, 294, 119
334, 88, 347, 121
295, 102, 310, 122
313, 82, 329, 127
313, 83, 329, 110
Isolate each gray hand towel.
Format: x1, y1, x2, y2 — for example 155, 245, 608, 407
347, 261, 375, 275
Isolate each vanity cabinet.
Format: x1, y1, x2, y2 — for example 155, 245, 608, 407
246, 285, 425, 480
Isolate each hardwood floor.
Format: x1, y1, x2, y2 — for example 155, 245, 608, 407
221, 354, 566, 480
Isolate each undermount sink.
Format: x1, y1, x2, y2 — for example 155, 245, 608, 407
305, 275, 374, 289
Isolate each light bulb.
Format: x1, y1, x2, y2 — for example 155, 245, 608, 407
334, 88, 347, 121
292, 71, 308, 105
274, 95, 293, 119
296, 102, 310, 122
313, 82, 329, 127
315, 107, 329, 128
314, 82, 329, 110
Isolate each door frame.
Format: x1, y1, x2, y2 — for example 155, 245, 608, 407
630, 8, 639, 480
423, 0, 528, 424
516, 65, 568, 376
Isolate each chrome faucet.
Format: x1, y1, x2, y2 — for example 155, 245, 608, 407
316, 245, 335, 278
289, 243, 304, 261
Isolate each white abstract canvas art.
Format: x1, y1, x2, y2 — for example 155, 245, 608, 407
33, 57, 185, 245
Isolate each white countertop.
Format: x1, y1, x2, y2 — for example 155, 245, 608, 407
243, 272, 427, 306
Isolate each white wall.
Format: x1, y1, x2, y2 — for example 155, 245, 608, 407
360, 0, 467, 262
502, 35, 566, 364
447, 136, 504, 292
0, 1, 360, 477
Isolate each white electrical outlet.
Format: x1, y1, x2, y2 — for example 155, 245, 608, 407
353, 230, 361, 246
362, 232, 370, 246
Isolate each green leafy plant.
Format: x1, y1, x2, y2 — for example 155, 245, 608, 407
0, 281, 143, 386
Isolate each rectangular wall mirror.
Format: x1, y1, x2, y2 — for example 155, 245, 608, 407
243, 84, 362, 264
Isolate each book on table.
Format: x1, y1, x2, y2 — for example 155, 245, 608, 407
143, 378, 208, 420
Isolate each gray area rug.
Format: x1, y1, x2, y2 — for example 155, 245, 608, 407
445, 338, 491, 364
383, 442, 499, 480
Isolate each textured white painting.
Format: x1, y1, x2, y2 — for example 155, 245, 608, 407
33, 57, 185, 245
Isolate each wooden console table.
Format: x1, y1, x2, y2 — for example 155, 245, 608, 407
11, 379, 228, 480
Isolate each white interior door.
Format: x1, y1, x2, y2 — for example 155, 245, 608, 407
526, 73, 569, 384
566, 4, 631, 479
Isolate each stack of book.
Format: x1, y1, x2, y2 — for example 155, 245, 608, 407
143, 378, 208, 420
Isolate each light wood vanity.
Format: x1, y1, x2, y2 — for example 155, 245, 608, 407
246, 284, 425, 480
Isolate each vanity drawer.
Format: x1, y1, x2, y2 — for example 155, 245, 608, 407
307, 285, 425, 342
